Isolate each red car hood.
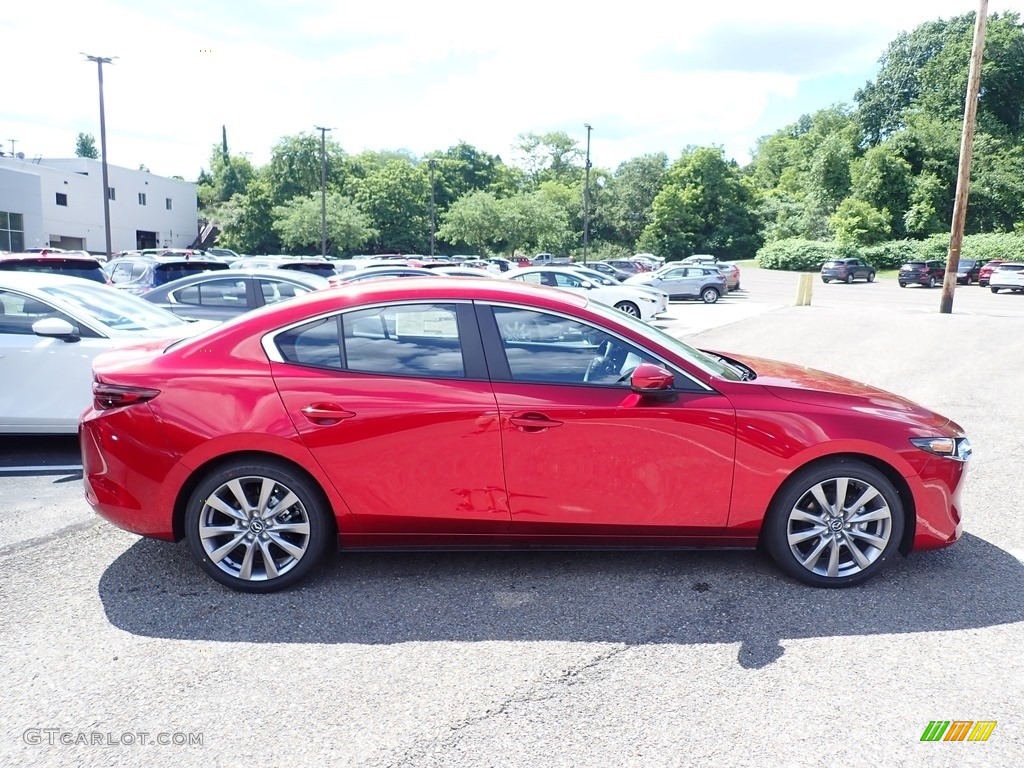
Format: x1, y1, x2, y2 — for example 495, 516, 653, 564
717, 352, 952, 429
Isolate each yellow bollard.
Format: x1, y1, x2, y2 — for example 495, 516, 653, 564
795, 273, 814, 306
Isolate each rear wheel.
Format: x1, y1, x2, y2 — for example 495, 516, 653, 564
184, 460, 332, 592
898, 282, 906, 288
762, 459, 904, 587
991, 286, 1000, 293
700, 287, 721, 304
821, 278, 830, 284
926, 276, 936, 288
844, 274, 853, 284
867, 272, 875, 283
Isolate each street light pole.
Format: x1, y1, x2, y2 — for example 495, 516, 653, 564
83, 54, 115, 260
583, 123, 592, 265
428, 158, 436, 258
314, 125, 332, 257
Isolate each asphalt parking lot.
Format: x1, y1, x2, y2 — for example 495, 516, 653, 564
1, 269, 1022, 767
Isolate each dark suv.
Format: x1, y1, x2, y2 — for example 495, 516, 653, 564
955, 258, 988, 285
0, 252, 108, 283
106, 255, 229, 294
821, 258, 876, 284
898, 260, 945, 288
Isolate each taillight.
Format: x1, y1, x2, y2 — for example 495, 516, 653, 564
93, 381, 161, 410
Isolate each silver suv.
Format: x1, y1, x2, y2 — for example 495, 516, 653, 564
624, 264, 728, 303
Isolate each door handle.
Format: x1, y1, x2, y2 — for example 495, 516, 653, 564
301, 403, 356, 424
509, 412, 563, 432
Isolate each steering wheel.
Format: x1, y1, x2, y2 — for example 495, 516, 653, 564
583, 341, 615, 383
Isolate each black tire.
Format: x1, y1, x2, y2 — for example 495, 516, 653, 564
821, 278, 830, 284
762, 458, 904, 588
926, 276, 936, 288
844, 273, 853, 284
700, 287, 720, 304
867, 272, 875, 283
734, 282, 740, 291
184, 459, 333, 593
991, 286, 1000, 294
614, 301, 641, 318
898, 282, 906, 288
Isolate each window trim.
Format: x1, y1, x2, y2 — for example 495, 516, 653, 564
262, 299, 488, 381
475, 301, 711, 392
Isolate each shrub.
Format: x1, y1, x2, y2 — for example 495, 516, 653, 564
754, 239, 858, 271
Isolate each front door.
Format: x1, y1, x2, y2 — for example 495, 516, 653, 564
483, 305, 736, 536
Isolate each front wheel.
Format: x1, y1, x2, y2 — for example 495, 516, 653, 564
844, 274, 853, 284
700, 287, 721, 304
184, 460, 332, 592
867, 272, 875, 283
991, 286, 1000, 294
762, 459, 904, 587
821, 278, 830, 284
926, 276, 936, 288
614, 301, 640, 318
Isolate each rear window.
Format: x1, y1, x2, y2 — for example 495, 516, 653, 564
280, 263, 336, 277
823, 261, 846, 268
0, 258, 106, 283
902, 261, 926, 268
154, 261, 229, 284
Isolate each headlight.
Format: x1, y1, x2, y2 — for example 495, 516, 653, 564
910, 436, 972, 461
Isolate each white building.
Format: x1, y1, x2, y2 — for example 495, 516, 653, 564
0, 156, 198, 253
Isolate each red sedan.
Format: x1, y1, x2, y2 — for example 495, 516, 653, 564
81, 279, 970, 592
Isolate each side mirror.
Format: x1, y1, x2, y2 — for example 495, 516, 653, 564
630, 363, 676, 400
579, 280, 594, 289
32, 317, 80, 343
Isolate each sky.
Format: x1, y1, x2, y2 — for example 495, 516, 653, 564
2, 1, 1016, 181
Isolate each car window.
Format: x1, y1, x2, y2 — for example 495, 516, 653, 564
0, 289, 75, 335
174, 278, 248, 307
491, 306, 660, 386
259, 279, 310, 304
0, 258, 106, 283
276, 303, 466, 378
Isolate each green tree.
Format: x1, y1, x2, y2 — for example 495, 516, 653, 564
75, 132, 98, 159
639, 147, 762, 260
514, 131, 583, 185
353, 159, 431, 253
266, 132, 348, 206
495, 192, 571, 255
850, 144, 912, 238
197, 127, 256, 210
215, 175, 279, 255
272, 191, 376, 254
830, 198, 891, 245
605, 153, 668, 247
436, 191, 503, 254
903, 172, 946, 237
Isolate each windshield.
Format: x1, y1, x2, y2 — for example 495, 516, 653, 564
583, 299, 744, 381
40, 282, 190, 331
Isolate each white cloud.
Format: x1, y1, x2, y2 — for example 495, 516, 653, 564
2, 0, 1017, 176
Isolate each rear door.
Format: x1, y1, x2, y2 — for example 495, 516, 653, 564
269, 301, 510, 534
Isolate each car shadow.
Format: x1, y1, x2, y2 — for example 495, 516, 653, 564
98, 533, 1023, 668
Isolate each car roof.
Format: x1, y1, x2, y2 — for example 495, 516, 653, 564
0, 252, 103, 266
153, 267, 330, 285
0, 271, 107, 290
256, 276, 590, 320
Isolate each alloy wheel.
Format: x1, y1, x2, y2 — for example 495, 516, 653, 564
784, 476, 893, 580
197, 475, 312, 583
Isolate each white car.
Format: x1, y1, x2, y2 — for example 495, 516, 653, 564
989, 263, 1024, 293
502, 266, 663, 321
0, 273, 216, 434
567, 265, 669, 316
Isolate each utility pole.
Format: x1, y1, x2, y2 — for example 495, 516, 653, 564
314, 125, 332, 257
583, 123, 592, 264
83, 54, 116, 261
940, 0, 988, 314
428, 157, 436, 258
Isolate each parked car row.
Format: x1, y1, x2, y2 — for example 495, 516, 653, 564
818, 256, 1024, 290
